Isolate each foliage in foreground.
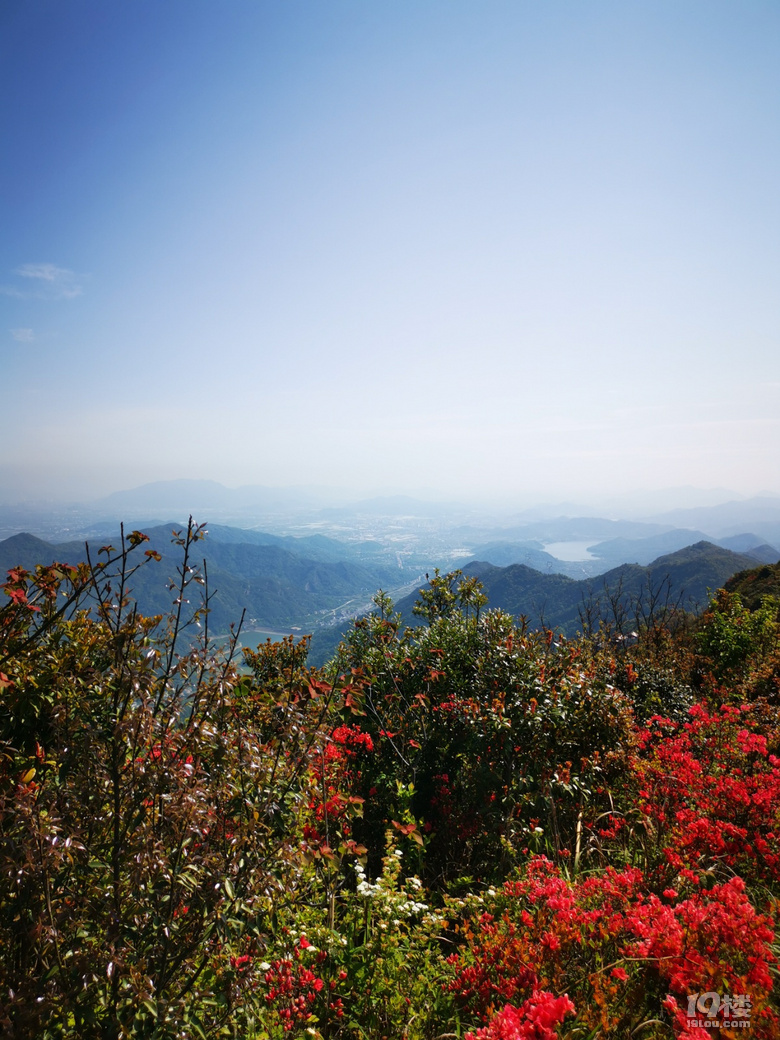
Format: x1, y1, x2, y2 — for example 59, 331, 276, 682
1, 530, 779, 1038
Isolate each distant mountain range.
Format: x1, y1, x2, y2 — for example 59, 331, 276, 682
451, 541, 767, 635
2, 518, 778, 667
644, 496, 780, 540
0, 524, 406, 634
308, 541, 777, 664
465, 528, 778, 578
92, 481, 461, 522
29, 478, 780, 535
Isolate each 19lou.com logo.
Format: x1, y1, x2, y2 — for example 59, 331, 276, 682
686, 992, 752, 1029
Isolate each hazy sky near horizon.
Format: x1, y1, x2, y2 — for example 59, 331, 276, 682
2, 1, 779, 505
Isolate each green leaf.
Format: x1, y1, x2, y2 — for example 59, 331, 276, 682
185, 1016, 208, 1040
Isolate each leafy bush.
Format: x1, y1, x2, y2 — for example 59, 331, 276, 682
697, 589, 779, 683
0, 524, 342, 1038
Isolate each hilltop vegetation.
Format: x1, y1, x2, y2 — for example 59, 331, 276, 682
726, 559, 780, 609
1, 524, 780, 1037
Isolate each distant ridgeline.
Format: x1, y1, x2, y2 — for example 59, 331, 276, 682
413, 541, 775, 634
0, 525, 403, 635
1, 525, 778, 668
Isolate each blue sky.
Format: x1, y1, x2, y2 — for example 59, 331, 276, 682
2, 1, 779, 505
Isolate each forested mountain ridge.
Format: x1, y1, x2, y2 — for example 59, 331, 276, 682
725, 559, 780, 609
0, 525, 403, 632
465, 529, 777, 577
3, 526, 776, 655
394, 541, 768, 635
305, 540, 773, 664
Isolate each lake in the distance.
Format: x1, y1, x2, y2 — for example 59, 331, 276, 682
544, 541, 598, 562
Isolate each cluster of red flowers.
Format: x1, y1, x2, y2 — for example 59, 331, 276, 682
303, 725, 374, 853
325, 725, 375, 761
632, 703, 780, 885
448, 855, 778, 1036
465, 991, 575, 1040
262, 937, 343, 1032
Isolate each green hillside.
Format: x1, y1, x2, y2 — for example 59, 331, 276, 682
0, 524, 398, 633
394, 541, 761, 636
725, 560, 780, 609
